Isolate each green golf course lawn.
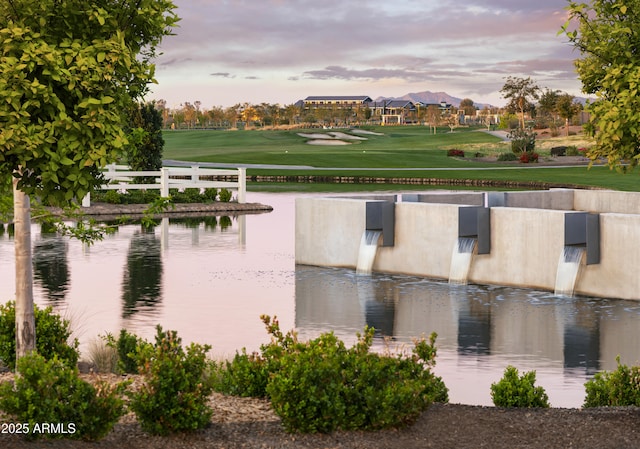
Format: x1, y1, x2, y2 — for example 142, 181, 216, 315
162, 126, 640, 192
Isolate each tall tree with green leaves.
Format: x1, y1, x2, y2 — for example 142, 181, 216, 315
500, 76, 540, 129
127, 102, 165, 176
563, 0, 640, 170
0, 0, 178, 364
556, 94, 582, 137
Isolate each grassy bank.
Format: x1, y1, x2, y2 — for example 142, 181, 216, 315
162, 126, 640, 191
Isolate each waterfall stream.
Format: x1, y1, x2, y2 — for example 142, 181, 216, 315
356, 230, 382, 275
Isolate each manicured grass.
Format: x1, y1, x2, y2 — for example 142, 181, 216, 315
162, 126, 640, 191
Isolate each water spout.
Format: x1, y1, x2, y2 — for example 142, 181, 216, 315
449, 237, 477, 284
356, 230, 382, 275
555, 246, 585, 297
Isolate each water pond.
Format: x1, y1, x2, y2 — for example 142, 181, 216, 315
2, 192, 640, 408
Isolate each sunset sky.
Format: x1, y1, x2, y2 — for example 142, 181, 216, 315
147, 0, 583, 109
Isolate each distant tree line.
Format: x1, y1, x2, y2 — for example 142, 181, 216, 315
151, 79, 584, 133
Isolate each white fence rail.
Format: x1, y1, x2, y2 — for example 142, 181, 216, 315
82, 164, 246, 206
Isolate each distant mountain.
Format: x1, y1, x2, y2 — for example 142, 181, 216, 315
375, 90, 494, 109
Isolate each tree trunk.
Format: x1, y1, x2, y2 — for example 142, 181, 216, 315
13, 174, 36, 363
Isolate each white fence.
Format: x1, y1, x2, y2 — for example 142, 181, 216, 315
82, 164, 246, 206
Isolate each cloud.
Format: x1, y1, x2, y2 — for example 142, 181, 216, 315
210, 72, 235, 78
150, 0, 582, 107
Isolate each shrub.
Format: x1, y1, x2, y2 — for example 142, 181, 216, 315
103, 329, 149, 374
214, 349, 270, 398
219, 188, 233, 202
214, 315, 298, 398
203, 187, 218, 202
497, 152, 518, 162
0, 301, 79, 371
0, 353, 127, 441
265, 322, 448, 433
128, 326, 215, 435
490, 365, 550, 408
565, 145, 580, 156
446, 149, 465, 157
519, 152, 539, 163
584, 357, 640, 407
508, 128, 536, 154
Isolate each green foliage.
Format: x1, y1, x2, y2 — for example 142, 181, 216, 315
500, 76, 540, 129
508, 128, 536, 154
103, 328, 149, 374
214, 315, 297, 398
203, 187, 218, 202
497, 152, 518, 162
584, 357, 640, 407
127, 102, 165, 178
0, 301, 79, 371
563, 0, 640, 171
267, 328, 447, 433
128, 326, 215, 435
218, 188, 233, 202
490, 365, 550, 408
565, 146, 580, 156
0, 1, 179, 204
214, 349, 271, 398
237, 316, 448, 434
0, 353, 127, 441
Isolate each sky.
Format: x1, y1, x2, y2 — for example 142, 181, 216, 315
146, 0, 583, 109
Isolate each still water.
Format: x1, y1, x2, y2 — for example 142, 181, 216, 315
2, 192, 640, 408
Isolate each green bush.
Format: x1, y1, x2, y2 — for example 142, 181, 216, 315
0, 301, 79, 371
584, 357, 640, 407
214, 349, 270, 398
219, 188, 232, 202
128, 326, 215, 435
103, 328, 149, 374
203, 187, 218, 202
214, 315, 298, 398
497, 152, 518, 162
265, 322, 448, 433
565, 145, 580, 156
490, 365, 550, 408
508, 128, 536, 154
0, 353, 127, 441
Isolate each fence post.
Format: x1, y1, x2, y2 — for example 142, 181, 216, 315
191, 165, 199, 183
160, 167, 170, 197
238, 167, 246, 204
82, 193, 91, 207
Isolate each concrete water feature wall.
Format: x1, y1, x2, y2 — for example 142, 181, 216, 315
295, 189, 640, 300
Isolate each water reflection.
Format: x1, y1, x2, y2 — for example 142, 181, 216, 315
295, 265, 640, 405
3, 193, 640, 407
295, 266, 611, 372
122, 227, 163, 318
33, 226, 69, 301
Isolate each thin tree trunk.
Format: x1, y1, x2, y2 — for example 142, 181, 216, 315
13, 174, 36, 363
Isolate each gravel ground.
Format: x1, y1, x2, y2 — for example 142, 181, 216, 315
1, 372, 640, 449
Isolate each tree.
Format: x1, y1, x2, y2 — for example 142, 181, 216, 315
500, 76, 540, 129
537, 88, 561, 126
459, 98, 476, 116
426, 105, 441, 134
127, 102, 165, 180
0, 1, 178, 364
555, 94, 582, 136
563, 0, 640, 170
